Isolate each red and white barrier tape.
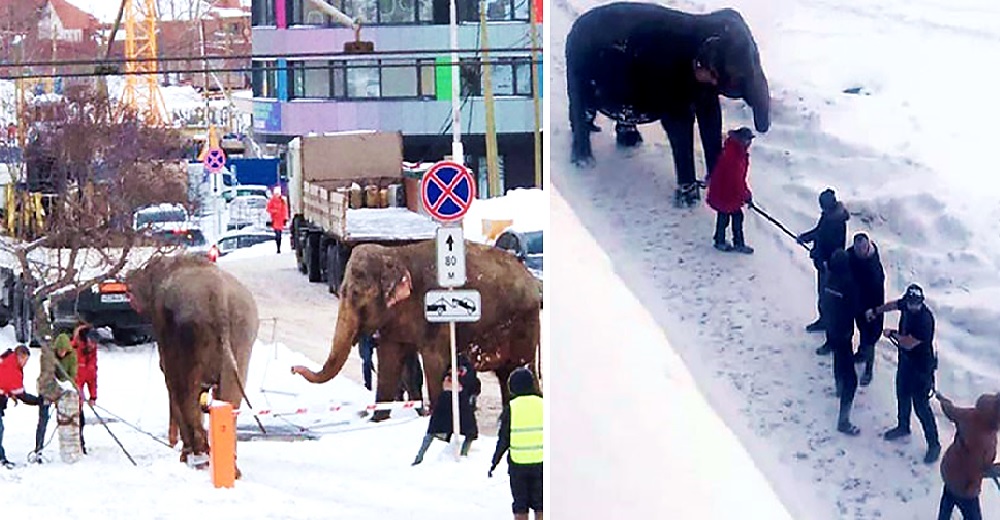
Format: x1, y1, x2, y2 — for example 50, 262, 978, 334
229, 400, 422, 418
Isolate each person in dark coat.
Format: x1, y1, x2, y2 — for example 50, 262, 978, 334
846, 232, 885, 386
490, 367, 544, 520
820, 249, 861, 435
705, 127, 755, 254
934, 392, 999, 520
358, 333, 376, 391
867, 284, 941, 464
411, 354, 481, 465
798, 188, 850, 333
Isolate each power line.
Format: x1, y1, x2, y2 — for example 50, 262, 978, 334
1, 58, 544, 81
0, 47, 544, 70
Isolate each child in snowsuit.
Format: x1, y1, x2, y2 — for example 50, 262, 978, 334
490, 367, 544, 520
0, 345, 39, 468
935, 392, 1000, 520
72, 325, 98, 454
33, 334, 78, 461
706, 127, 755, 254
411, 355, 481, 465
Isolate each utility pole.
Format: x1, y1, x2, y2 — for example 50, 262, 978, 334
449, 0, 463, 166
529, 0, 541, 188
479, 0, 499, 198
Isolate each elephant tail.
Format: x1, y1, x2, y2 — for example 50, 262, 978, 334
217, 299, 267, 435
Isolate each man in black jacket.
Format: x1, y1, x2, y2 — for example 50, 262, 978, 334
846, 233, 885, 386
798, 188, 850, 334
821, 249, 861, 435
867, 284, 941, 464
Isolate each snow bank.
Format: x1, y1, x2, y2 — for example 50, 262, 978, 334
0, 335, 511, 518
462, 188, 547, 243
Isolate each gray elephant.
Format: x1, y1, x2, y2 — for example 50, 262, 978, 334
291, 241, 541, 419
566, 2, 771, 206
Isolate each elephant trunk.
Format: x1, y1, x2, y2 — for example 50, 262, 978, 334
300, 300, 359, 384
749, 71, 770, 133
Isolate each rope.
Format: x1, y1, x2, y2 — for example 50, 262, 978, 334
92, 404, 173, 449
53, 362, 137, 465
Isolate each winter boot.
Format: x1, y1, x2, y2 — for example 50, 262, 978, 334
924, 442, 941, 464
883, 426, 911, 441
731, 244, 755, 254
714, 241, 733, 252
0, 459, 14, 469
675, 183, 701, 208
860, 360, 874, 387
615, 123, 643, 147
837, 402, 860, 436
815, 342, 832, 355
411, 433, 434, 466
460, 436, 474, 457
805, 319, 826, 333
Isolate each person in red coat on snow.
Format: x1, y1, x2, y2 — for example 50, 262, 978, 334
266, 188, 289, 254
705, 127, 755, 254
0, 345, 39, 467
72, 324, 99, 454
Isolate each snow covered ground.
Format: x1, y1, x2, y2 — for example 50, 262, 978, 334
550, 0, 1000, 518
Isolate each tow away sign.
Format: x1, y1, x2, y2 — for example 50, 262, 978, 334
424, 289, 482, 323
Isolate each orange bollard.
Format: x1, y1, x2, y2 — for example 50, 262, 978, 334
208, 401, 236, 488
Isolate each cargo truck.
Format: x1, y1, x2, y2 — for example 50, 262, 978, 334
288, 131, 438, 295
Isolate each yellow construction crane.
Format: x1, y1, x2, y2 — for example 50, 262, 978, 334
119, 0, 167, 126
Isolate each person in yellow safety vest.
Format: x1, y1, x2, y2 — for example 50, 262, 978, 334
489, 366, 543, 520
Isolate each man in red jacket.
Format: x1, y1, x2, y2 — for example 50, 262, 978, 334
73, 324, 99, 454
705, 127, 755, 254
0, 345, 38, 468
266, 188, 288, 254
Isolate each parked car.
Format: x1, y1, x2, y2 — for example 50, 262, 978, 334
227, 194, 270, 231
221, 184, 270, 204
133, 203, 190, 232
494, 228, 543, 282
49, 279, 153, 346
207, 227, 277, 261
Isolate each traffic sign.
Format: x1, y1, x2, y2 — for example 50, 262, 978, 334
424, 289, 482, 323
421, 161, 476, 222
436, 227, 466, 287
203, 147, 227, 173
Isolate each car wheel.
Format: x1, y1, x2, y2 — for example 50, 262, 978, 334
327, 244, 340, 295
306, 234, 322, 283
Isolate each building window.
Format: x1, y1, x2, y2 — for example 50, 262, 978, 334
253, 0, 277, 25
331, 62, 347, 97
460, 57, 532, 97
290, 61, 332, 98
346, 60, 380, 98
342, 0, 379, 25
289, 0, 331, 25
479, 0, 531, 21
418, 59, 436, 98
252, 60, 280, 98
380, 60, 418, 98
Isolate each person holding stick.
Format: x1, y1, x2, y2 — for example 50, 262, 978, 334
935, 391, 1000, 520
705, 127, 755, 254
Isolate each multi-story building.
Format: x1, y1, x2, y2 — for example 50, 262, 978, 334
250, 0, 542, 196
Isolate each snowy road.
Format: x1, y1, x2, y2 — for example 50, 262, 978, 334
550, 0, 1000, 517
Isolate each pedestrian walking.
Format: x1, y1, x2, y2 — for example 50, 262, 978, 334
705, 127, 755, 254
819, 249, 861, 434
866, 284, 941, 463
411, 356, 481, 465
934, 392, 1000, 520
489, 367, 543, 520
266, 188, 288, 254
798, 188, 850, 333
32, 333, 78, 462
846, 232, 885, 386
0, 345, 40, 468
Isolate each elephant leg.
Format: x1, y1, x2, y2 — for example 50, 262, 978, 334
168, 409, 179, 447
662, 112, 700, 207
170, 366, 210, 460
694, 90, 723, 175
568, 65, 595, 166
421, 347, 448, 415
372, 341, 405, 422
615, 122, 643, 147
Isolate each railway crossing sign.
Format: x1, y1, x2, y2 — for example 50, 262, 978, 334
203, 147, 227, 173
421, 161, 476, 222
436, 227, 466, 287
424, 289, 482, 323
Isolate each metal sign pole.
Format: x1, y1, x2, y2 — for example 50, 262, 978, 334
449, 0, 463, 165
448, 284, 461, 461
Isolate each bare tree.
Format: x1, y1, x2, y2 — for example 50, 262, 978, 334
5, 84, 187, 341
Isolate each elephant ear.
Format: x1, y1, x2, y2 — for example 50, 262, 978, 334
381, 264, 413, 309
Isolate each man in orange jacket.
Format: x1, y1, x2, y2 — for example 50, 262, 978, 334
266, 188, 288, 254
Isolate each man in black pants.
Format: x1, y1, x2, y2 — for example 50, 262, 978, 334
867, 284, 941, 464
846, 233, 885, 386
798, 188, 850, 341
822, 249, 861, 435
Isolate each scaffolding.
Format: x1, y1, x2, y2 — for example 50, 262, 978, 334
119, 0, 166, 126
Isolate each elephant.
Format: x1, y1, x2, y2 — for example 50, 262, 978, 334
566, 2, 771, 206
291, 240, 540, 419
125, 254, 259, 475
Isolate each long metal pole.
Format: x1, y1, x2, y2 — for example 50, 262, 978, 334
449, 307, 460, 461
480, 0, 499, 197
449, 0, 463, 165
529, 0, 541, 187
